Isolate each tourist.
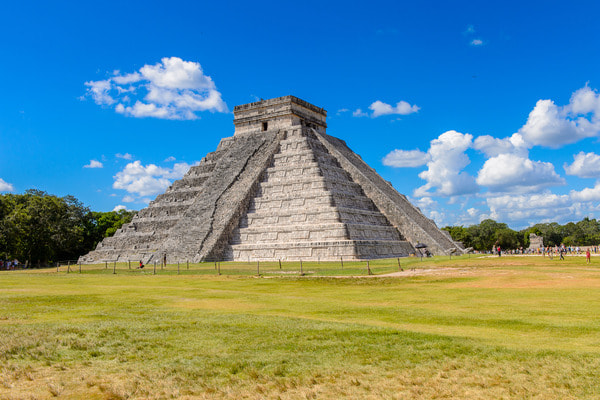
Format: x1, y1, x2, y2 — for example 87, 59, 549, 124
586, 249, 591, 264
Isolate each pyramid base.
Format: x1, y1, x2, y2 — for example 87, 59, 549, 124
223, 240, 414, 262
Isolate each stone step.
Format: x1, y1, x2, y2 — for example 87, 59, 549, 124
250, 190, 377, 212
267, 160, 320, 171
228, 239, 413, 261
242, 205, 339, 219
234, 222, 401, 243
279, 138, 313, 151
240, 209, 341, 228
264, 166, 322, 180
272, 149, 317, 164
249, 193, 333, 212
124, 219, 179, 233
240, 204, 391, 227
336, 207, 393, 226
187, 162, 216, 175
346, 223, 402, 240
257, 176, 363, 196
170, 176, 209, 189
329, 191, 378, 211
136, 203, 193, 219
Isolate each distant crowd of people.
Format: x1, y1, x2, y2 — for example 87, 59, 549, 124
1, 259, 21, 270
538, 245, 597, 262
471, 245, 599, 258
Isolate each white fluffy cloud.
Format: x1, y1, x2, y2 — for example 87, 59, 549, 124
473, 133, 528, 158
113, 205, 128, 212
414, 130, 478, 197
570, 182, 600, 202
369, 100, 420, 117
486, 192, 573, 224
476, 154, 565, 192
353, 100, 420, 118
113, 160, 196, 197
83, 160, 104, 168
352, 108, 368, 117
564, 151, 600, 178
84, 79, 115, 105
382, 149, 429, 167
84, 57, 227, 120
116, 153, 133, 160
567, 85, 600, 115
0, 178, 14, 192
518, 86, 600, 147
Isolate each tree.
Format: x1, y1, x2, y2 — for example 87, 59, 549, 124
467, 219, 511, 251
0, 191, 136, 265
442, 226, 472, 248
495, 228, 520, 250
83, 209, 136, 250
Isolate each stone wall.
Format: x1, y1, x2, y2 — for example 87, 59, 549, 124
528, 233, 544, 250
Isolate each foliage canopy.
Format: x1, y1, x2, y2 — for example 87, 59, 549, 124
0, 190, 135, 264
443, 217, 600, 251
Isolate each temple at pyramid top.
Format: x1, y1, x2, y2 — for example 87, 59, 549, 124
233, 96, 327, 136
80, 96, 462, 264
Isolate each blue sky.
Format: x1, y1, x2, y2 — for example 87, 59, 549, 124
2, 0, 600, 229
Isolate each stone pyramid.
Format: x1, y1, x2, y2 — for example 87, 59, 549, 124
80, 96, 461, 263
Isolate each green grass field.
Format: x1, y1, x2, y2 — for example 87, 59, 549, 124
1, 255, 600, 399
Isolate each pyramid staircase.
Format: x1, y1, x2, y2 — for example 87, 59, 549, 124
224, 128, 414, 261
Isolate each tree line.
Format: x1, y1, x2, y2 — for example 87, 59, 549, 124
443, 218, 600, 251
3, 190, 600, 263
0, 190, 136, 265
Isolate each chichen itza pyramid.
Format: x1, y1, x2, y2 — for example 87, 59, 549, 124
80, 96, 462, 264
